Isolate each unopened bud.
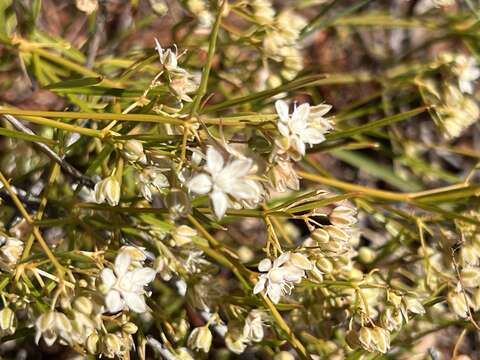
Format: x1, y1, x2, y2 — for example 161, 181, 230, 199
187, 325, 212, 353
95, 176, 121, 206
73, 296, 93, 315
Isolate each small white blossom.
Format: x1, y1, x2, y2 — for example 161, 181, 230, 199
187, 325, 212, 353
155, 39, 187, 76
187, 147, 263, 219
454, 55, 480, 94
35, 311, 72, 346
243, 310, 264, 343
0, 236, 23, 268
138, 166, 169, 201
253, 252, 312, 303
100, 252, 156, 313
274, 100, 332, 160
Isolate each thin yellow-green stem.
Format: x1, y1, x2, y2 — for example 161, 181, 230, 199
0, 171, 65, 279
261, 294, 312, 360
22, 163, 60, 260
190, 1, 226, 117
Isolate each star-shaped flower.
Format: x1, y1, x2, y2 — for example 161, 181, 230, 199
101, 252, 156, 313
187, 147, 262, 219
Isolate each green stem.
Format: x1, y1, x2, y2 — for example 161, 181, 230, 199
190, 1, 226, 117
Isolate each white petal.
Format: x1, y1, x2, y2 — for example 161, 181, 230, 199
228, 180, 259, 201
188, 174, 213, 194
221, 158, 252, 179
124, 292, 148, 313
275, 252, 291, 266
105, 290, 124, 313
275, 100, 290, 123
258, 258, 272, 272
211, 191, 229, 219
114, 252, 131, 277
100, 268, 117, 289
253, 276, 266, 294
206, 147, 224, 174
131, 267, 156, 286
291, 103, 310, 133
267, 283, 282, 304
310, 104, 332, 117
300, 127, 326, 145
277, 122, 290, 137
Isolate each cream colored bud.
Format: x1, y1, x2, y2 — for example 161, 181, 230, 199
358, 327, 374, 352
274, 351, 295, 360
76, 0, 98, 14
73, 296, 93, 315
405, 297, 425, 315
316, 257, 333, 273
172, 225, 197, 247
290, 253, 313, 270
0, 307, 15, 335
103, 333, 123, 358
325, 225, 349, 242
123, 140, 146, 163
358, 246, 375, 264
461, 267, 480, 288
371, 327, 390, 354
122, 322, 138, 335
187, 325, 212, 353
448, 291, 470, 318
95, 176, 121, 206
329, 205, 356, 228
312, 228, 329, 243
86, 333, 99, 354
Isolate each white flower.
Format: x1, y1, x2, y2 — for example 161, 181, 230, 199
243, 310, 264, 343
35, 311, 72, 346
454, 55, 480, 94
253, 252, 312, 304
0, 236, 23, 267
155, 39, 186, 76
100, 252, 156, 313
187, 325, 212, 353
138, 166, 169, 201
274, 100, 332, 160
187, 147, 263, 219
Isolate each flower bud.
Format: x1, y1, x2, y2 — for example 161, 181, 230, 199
311, 228, 329, 244
358, 246, 375, 264
405, 297, 425, 315
103, 333, 123, 358
73, 296, 93, 315
329, 205, 356, 228
172, 225, 197, 247
461, 267, 480, 288
448, 291, 469, 318
95, 176, 121, 206
290, 253, 313, 270
0, 307, 15, 335
122, 322, 138, 335
187, 325, 212, 353
86, 332, 99, 354
371, 327, 390, 353
358, 327, 374, 352
274, 351, 295, 360
123, 140, 146, 163
316, 257, 333, 273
